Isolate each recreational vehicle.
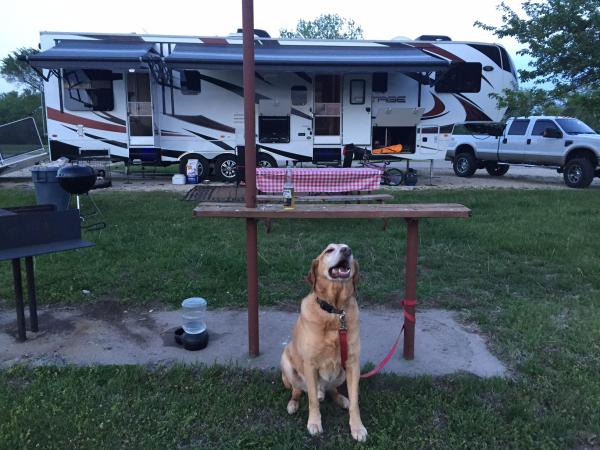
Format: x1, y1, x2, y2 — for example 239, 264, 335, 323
25, 31, 518, 181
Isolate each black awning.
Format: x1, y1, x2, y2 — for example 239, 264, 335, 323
26, 40, 159, 70
164, 43, 449, 72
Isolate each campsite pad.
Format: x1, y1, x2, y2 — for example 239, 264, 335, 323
184, 185, 245, 202
0, 302, 507, 377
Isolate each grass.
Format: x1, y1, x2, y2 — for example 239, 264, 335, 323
1, 187, 600, 448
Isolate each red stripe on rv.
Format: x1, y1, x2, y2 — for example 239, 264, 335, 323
47, 107, 127, 133
411, 43, 465, 62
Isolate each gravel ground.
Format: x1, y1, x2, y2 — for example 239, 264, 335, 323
1, 160, 599, 192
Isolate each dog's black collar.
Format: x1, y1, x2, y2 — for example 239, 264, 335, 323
316, 298, 344, 316
316, 298, 347, 331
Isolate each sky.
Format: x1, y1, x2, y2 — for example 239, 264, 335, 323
0, 0, 530, 93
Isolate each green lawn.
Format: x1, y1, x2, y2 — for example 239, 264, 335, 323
1, 187, 599, 449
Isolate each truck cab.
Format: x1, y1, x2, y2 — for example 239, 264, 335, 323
446, 116, 600, 188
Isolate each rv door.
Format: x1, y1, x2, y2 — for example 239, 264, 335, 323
127, 72, 154, 147
342, 75, 372, 145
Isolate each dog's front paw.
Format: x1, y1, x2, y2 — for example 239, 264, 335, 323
351, 424, 368, 442
287, 399, 299, 415
307, 420, 323, 436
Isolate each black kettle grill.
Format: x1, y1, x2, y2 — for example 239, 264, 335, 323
56, 164, 97, 194
57, 163, 105, 230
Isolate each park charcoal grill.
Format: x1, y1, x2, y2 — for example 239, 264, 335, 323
56, 163, 96, 195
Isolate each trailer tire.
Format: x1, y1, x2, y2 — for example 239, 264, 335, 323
214, 154, 239, 182
453, 152, 477, 177
257, 153, 277, 168
485, 163, 510, 176
563, 158, 594, 188
179, 155, 208, 180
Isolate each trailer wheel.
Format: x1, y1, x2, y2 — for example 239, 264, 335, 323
563, 158, 594, 188
453, 152, 477, 177
179, 155, 208, 180
214, 154, 239, 182
257, 153, 277, 168
485, 163, 510, 176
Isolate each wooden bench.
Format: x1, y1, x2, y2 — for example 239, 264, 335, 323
256, 193, 394, 231
193, 202, 471, 359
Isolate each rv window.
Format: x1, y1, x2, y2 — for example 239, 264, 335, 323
63, 69, 114, 111
291, 86, 307, 106
181, 70, 201, 95
259, 116, 290, 143
373, 72, 388, 93
350, 80, 366, 105
435, 62, 482, 94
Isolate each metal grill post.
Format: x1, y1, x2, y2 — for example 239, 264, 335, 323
403, 219, 419, 359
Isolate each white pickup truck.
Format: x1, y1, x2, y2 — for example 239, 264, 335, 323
445, 116, 600, 188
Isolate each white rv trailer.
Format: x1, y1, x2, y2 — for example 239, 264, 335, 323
26, 31, 517, 181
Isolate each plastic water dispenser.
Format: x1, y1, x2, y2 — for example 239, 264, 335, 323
175, 297, 209, 350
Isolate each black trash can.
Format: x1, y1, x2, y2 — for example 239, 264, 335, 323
31, 165, 71, 211
404, 168, 418, 186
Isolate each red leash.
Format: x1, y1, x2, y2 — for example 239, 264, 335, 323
360, 299, 416, 379
318, 297, 416, 378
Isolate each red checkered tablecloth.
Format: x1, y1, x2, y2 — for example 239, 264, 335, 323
256, 168, 382, 193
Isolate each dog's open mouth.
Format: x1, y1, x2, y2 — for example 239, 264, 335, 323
329, 259, 351, 279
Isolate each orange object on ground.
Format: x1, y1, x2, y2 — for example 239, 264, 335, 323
372, 144, 403, 155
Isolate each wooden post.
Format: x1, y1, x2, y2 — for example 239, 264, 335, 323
242, 0, 259, 356
403, 219, 419, 359
25, 256, 39, 332
12, 258, 26, 342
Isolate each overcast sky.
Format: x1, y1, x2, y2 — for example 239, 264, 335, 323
1, 0, 529, 93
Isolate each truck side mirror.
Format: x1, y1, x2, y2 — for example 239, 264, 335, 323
543, 128, 562, 139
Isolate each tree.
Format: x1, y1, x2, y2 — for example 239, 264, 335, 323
280, 14, 363, 39
0, 90, 44, 132
475, 0, 600, 90
1, 47, 43, 93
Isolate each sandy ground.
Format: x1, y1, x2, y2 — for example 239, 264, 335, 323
2, 160, 599, 192
0, 301, 507, 377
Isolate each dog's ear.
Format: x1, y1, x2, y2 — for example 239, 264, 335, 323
352, 260, 360, 290
306, 259, 318, 288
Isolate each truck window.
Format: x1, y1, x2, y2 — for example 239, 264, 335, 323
63, 69, 114, 111
531, 120, 559, 136
556, 118, 597, 135
507, 119, 530, 135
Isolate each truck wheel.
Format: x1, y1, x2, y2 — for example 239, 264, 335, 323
453, 152, 477, 177
213, 154, 239, 182
179, 155, 208, 180
485, 163, 510, 176
563, 158, 594, 188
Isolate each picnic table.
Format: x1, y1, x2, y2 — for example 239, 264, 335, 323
256, 167, 382, 193
193, 202, 471, 359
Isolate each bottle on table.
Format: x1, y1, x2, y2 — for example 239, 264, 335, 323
283, 163, 295, 209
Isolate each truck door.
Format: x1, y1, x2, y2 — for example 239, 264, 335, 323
526, 119, 564, 164
342, 75, 372, 145
499, 119, 530, 162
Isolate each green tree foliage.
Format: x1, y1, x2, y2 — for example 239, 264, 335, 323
476, 0, 600, 89
0, 90, 44, 133
477, 0, 600, 130
0, 47, 43, 93
280, 14, 363, 39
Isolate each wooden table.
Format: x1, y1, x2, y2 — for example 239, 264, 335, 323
194, 202, 471, 360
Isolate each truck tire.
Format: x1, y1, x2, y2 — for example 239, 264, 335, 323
563, 158, 594, 188
179, 154, 208, 180
485, 163, 510, 176
453, 152, 477, 177
214, 154, 239, 182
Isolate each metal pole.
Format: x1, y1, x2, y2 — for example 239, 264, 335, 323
11, 259, 26, 342
25, 256, 39, 332
242, 0, 259, 356
403, 219, 419, 359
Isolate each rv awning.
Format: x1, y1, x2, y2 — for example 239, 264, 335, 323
164, 43, 449, 72
25, 40, 160, 70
